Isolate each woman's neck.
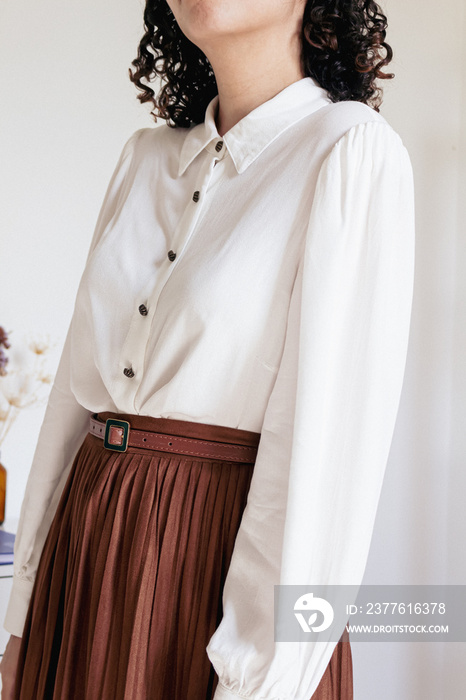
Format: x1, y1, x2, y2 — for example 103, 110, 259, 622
202, 26, 305, 136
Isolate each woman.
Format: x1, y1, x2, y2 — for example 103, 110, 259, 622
0, 0, 415, 698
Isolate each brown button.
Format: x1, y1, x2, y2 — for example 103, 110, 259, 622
138, 303, 148, 316
215, 140, 223, 152
167, 250, 176, 262
123, 367, 135, 378
192, 191, 200, 202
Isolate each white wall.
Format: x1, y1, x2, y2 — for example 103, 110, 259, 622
351, 2, 466, 699
1, 1, 465, 698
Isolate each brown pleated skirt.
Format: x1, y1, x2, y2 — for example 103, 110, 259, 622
14, 412, 352, 700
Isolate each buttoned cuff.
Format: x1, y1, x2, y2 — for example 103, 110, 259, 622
2, 575, 35, 638
213, 683, 250, 699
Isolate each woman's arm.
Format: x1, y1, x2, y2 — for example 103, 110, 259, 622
2, 128, 144, 639
206, 120, 416, 699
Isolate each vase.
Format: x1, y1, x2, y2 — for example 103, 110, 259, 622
0, 449, 6, 525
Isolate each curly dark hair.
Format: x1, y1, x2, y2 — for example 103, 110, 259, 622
129, 0, 393, 129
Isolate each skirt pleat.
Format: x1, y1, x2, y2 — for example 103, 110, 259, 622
13, 413, 352, 700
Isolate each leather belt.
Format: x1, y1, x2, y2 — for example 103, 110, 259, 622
89, 414, 258, 464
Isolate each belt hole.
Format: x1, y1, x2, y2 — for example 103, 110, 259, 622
168, 442, 173, 446
143, 438, 146, 442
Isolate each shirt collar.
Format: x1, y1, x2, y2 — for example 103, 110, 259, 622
178, 76, 332, 177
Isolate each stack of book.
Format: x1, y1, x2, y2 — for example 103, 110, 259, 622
0, 529, 15, 565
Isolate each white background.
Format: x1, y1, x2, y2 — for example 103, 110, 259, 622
0, 0, 465, 697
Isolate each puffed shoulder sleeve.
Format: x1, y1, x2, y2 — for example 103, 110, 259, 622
206, 121, 415, 699
3, 128, 144, 638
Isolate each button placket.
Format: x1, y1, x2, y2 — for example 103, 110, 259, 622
129, 153, 219, 414
160, 154, 217, 273
161, 155, 218, 267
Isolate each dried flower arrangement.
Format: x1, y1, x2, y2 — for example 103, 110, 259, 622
0, 326, 55, 447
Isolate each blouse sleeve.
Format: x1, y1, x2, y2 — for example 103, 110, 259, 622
3, 128, 144, 638
206, 121, 415, 699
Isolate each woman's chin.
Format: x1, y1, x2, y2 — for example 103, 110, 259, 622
166, 0, 260, 46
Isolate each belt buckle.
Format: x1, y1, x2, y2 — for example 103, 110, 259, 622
103, 418, 130, 452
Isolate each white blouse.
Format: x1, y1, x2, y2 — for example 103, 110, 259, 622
4, 77, 415, 699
